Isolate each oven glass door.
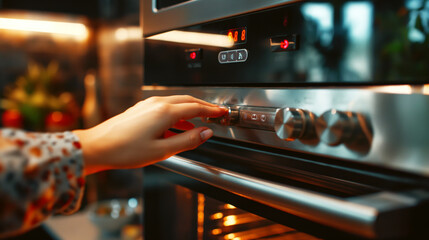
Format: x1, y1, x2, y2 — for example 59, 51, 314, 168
144, 1, 429, 87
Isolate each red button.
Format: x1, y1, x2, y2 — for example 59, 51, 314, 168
280, 40, 289, 49
186, 48, 202, 61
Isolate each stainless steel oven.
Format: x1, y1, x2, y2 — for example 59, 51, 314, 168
140, 0, 429, 239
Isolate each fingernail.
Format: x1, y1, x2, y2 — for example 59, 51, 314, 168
200, 128, 213, 141
219, 106, 229, 111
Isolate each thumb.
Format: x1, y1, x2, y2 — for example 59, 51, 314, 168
161, 127, 213, 155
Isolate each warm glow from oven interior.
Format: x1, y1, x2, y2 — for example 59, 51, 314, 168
224, 204, 236, 209
211, 212, 224, 220
0, 17, 89, 41
197, 194, 205, 240
211, 228, 222, 235
223, 215, 237, 226
225, 233, 236, 239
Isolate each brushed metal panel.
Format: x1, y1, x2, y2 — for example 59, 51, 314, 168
142, 86, 429, 176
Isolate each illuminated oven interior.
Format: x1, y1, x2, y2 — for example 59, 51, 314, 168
174, 184, 321, 240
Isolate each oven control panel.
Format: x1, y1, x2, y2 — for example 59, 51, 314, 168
204, 106, 277, 131
204, 105, 372, 150
143, 87, 429, 175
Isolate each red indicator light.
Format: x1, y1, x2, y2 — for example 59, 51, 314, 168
280, 40, 289, 49
190, 52, 196, 60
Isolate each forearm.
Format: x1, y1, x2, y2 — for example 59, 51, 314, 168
73, 128, 105, 176
0, 95, 226, 237
0, 129, 85, 237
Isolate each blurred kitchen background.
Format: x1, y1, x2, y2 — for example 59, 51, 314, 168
0, 0, 143, 239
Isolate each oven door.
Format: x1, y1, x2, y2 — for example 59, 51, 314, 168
143, 138, 429, 240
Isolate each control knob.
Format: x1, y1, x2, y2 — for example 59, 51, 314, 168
274, 108, 315, 141
315, 110, 358, 146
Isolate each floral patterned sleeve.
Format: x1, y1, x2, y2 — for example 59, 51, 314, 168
0, 128, 85, 237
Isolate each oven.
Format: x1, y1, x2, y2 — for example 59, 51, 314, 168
140, 0, 429, 239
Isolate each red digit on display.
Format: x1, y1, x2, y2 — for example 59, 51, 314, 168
228, 31, 233, 42
234, 31, 238, 42
241, 29, 246, 41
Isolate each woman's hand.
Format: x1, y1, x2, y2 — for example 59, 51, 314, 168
73, 95, 227, 175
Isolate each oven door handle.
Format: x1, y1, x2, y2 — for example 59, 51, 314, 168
156, 155, 429, 239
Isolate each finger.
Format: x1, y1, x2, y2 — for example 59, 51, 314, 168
160, 127, 213, 155
169, 103, 227, 122
148, 95, 219, 107
172, 120, 195, 130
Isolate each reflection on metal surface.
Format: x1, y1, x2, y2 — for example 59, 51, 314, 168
141, 85, 170, 91
147, 30, 234, 48
223, 213, 265, 226
0, 17, 89, 41
301, 3, 333, 46
224, 224, 294, 240
406, 0, 429, 43
274, 108, 317, 141
315, 109, 372, 152
370, 85, 413, 94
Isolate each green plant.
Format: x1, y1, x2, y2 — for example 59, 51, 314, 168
1, 61, 66, 130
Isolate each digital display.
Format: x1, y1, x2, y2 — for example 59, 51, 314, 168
225, 27, 247, 45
